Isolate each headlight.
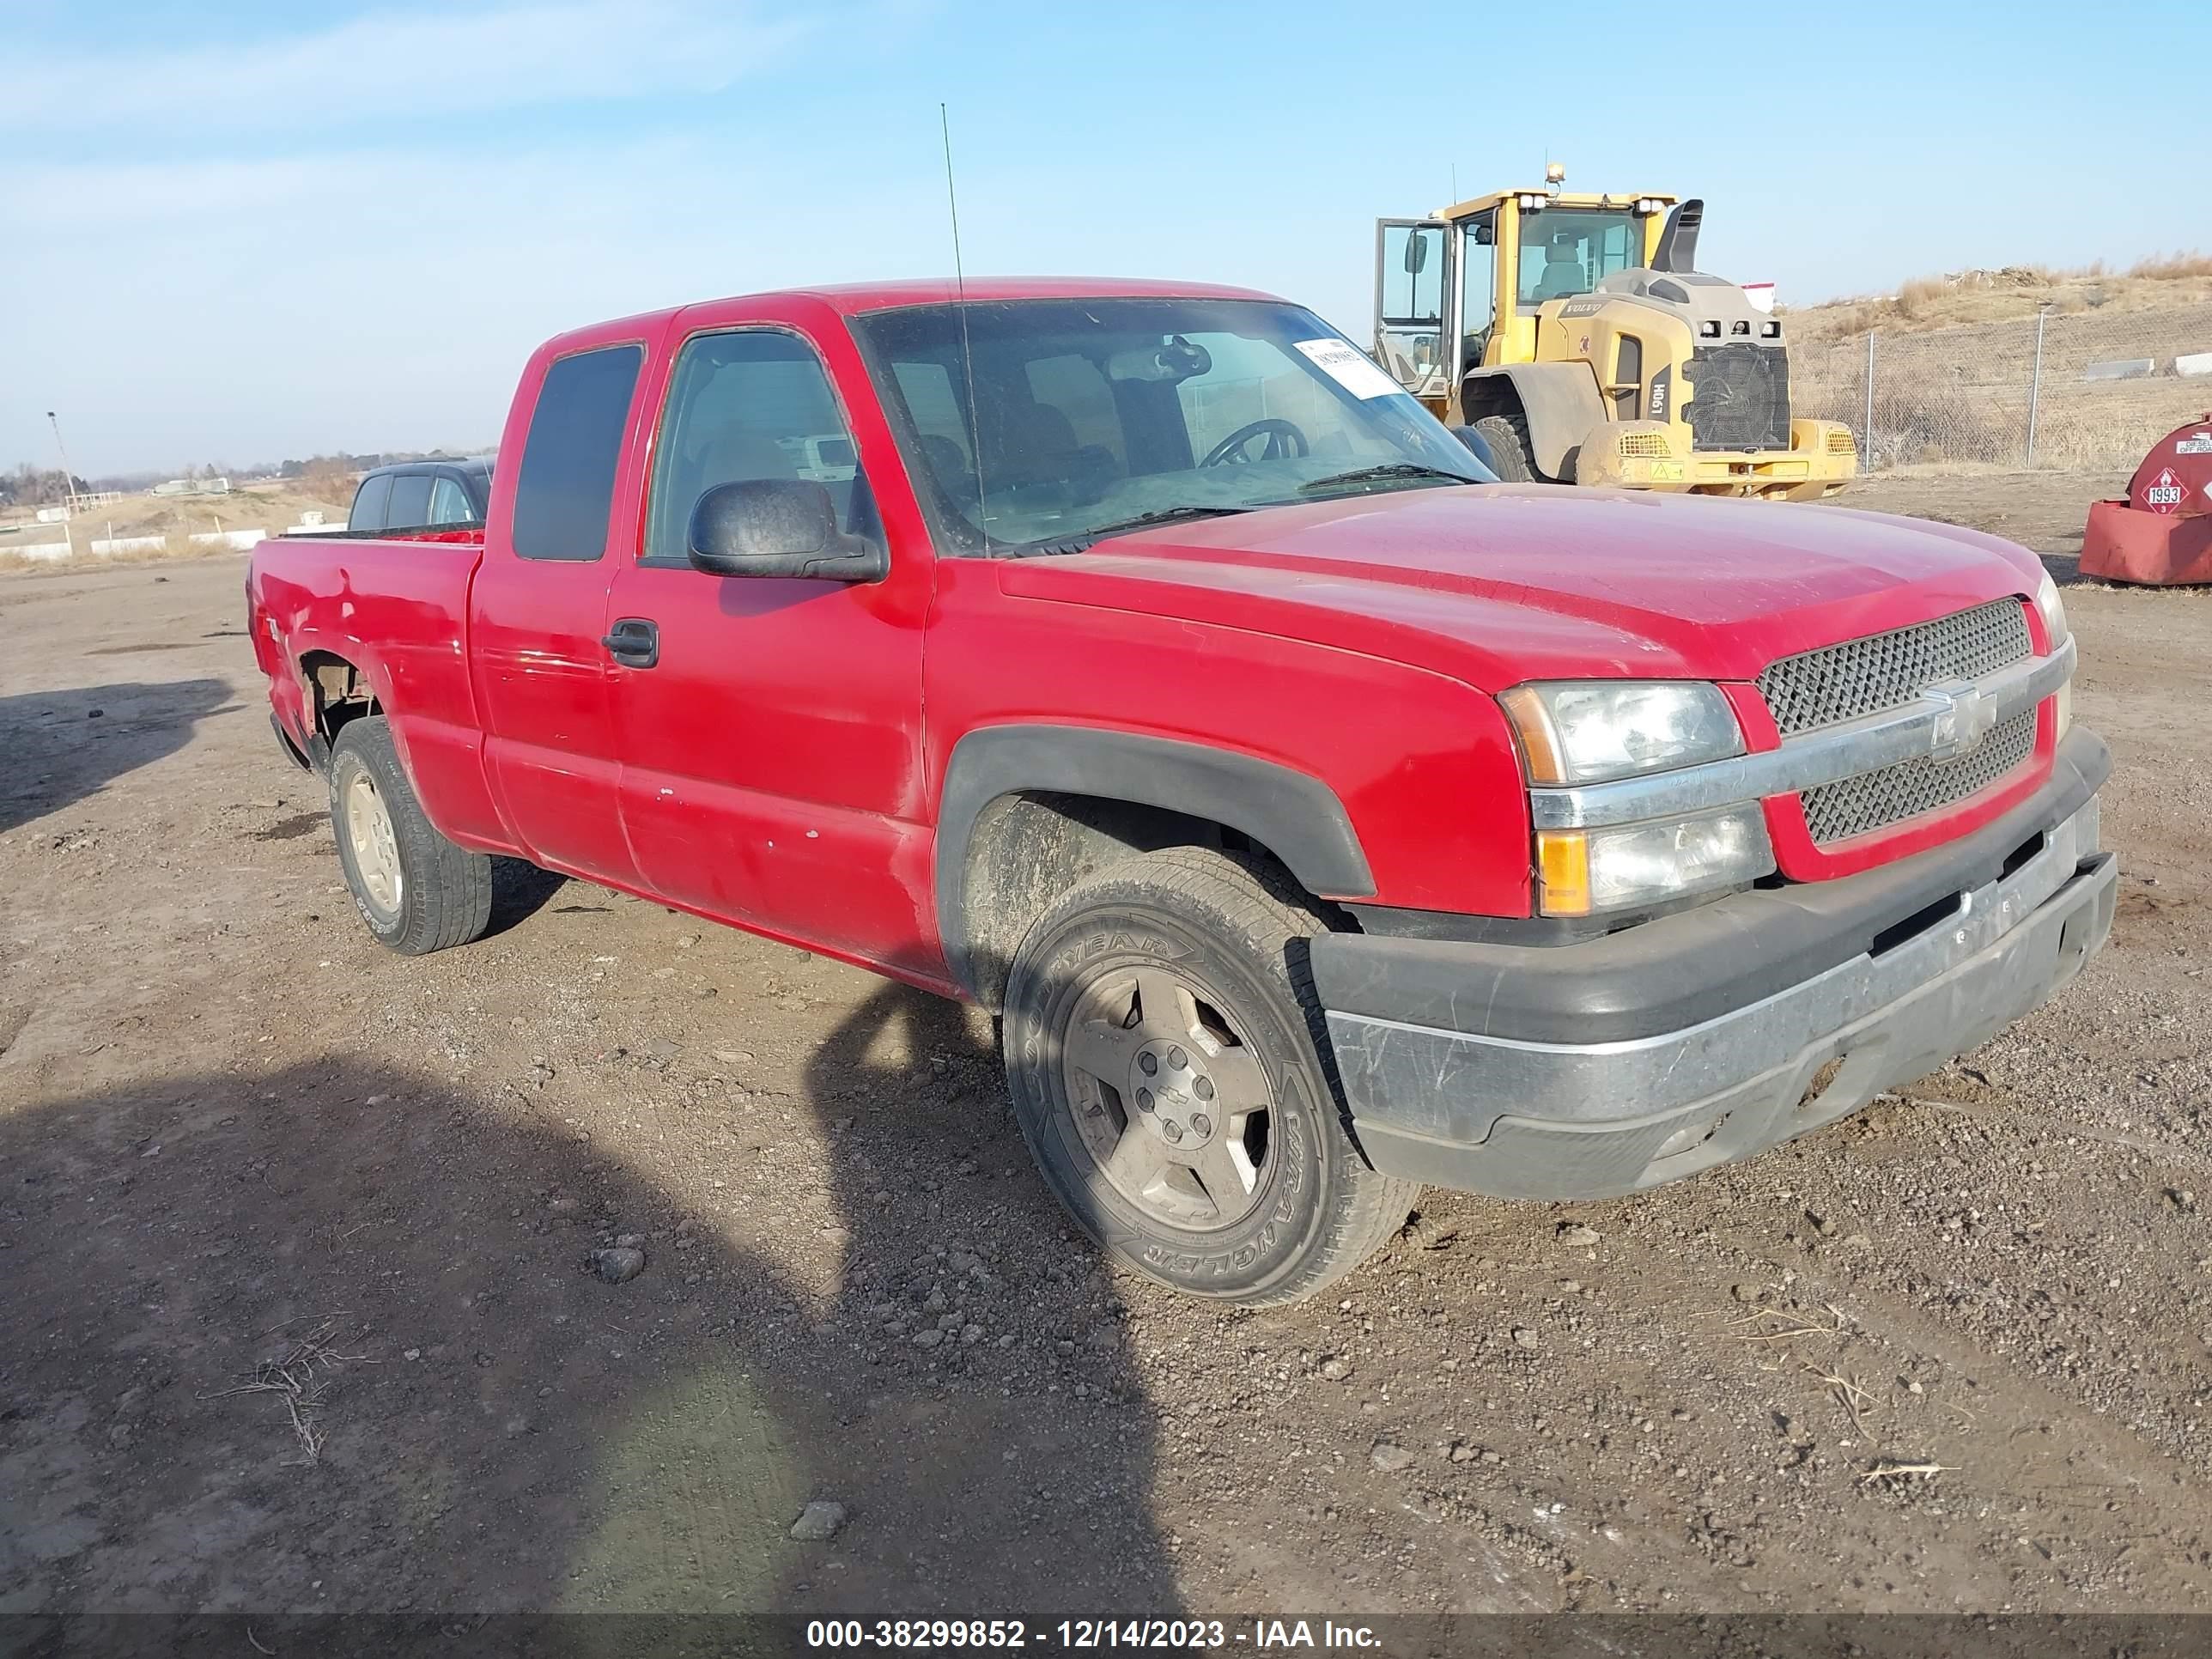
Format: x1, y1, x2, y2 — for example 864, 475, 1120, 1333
1500, 680, 1744, 785
2033, 571, 2069, 649
1536, 805, 1775, 917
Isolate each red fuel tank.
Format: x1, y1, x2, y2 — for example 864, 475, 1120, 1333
2081, 412, 2212, 584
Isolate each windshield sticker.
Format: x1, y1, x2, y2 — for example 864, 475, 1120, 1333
1295, 339, 1404, 400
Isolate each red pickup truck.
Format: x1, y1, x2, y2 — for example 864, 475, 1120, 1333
247, 277, 2114, 1305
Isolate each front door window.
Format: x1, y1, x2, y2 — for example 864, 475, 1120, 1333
645, 330, 875, 567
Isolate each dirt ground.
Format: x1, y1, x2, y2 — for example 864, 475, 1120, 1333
3, 469, 2210, 1622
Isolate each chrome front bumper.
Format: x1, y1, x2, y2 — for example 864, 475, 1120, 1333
1317, 790, 2115, 1200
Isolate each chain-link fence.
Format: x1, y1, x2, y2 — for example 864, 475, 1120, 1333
1791, 303, 2212, 473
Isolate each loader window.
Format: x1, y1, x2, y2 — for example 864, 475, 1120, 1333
1459, 210, 1498, 370
1515, 209, 1641, 308
1375, 221, 1445, 392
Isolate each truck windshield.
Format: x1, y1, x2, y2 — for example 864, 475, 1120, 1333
853, 298, 1492, 555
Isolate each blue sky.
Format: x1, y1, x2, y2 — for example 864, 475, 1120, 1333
4, 0, 2204, 476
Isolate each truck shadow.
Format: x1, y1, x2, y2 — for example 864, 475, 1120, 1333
0, 1050, 1178, 1626
488, 858, 572, 938
793, 981, 1178, 1609
0, 679, 234, 835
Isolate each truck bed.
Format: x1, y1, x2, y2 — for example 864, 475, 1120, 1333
248, 530, 489, 805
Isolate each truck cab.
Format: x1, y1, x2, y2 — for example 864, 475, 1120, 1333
345, 456, 495, 535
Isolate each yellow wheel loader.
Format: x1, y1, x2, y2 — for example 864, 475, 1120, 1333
1373, 170, 1856, 498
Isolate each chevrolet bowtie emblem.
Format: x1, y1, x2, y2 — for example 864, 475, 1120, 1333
1924, 678, 1996, 761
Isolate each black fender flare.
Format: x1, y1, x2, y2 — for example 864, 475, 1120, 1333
934, 725, 1376, 998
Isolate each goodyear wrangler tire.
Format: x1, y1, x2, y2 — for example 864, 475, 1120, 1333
328, 715, 493, 957
1001, 847, 1417, 1306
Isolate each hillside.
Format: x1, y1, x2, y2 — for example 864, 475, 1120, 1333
1785, 254, 2212, 343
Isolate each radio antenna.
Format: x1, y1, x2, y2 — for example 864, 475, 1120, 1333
940, 102, 988, 538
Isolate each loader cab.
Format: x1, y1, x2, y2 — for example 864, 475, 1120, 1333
1373, 188, 1674, 417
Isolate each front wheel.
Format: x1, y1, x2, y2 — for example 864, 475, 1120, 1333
1000, 848, 1417, 1306
329, 715, 492, 956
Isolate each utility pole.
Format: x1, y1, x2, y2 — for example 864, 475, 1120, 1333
46, 410, 80, 510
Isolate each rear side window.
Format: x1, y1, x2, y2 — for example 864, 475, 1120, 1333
349, 473, 392, 533
386, 471, 433, 529
511, 343, 644, 562
428, 476, 475, 524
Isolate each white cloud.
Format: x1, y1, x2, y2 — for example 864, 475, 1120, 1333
1, 135, 964, 472
0, 1, 813, 132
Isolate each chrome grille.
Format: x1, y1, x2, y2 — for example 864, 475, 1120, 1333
1759, 598, 2032, 737
1801, 708, 2037, 844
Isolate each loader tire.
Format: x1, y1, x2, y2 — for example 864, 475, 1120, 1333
1472, 412, 1538, 482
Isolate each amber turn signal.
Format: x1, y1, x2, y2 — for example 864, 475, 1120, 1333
1499, 686, 1566, 786
1535, 829, 1592, 917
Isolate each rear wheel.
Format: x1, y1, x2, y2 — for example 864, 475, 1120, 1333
329, 715, 492, 956
1472, 411, 1538, 482
1000, 848, 1418, 1306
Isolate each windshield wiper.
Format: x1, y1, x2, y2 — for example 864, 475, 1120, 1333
1064, 504, 1259, 545
1294, 463, 1482, 495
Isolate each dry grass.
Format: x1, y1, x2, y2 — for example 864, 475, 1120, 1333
1892, 274, 1954, 319
2129, 251, 2212, 282
1789, 254, 2212, 343
1858, 1461, 1957, 1485
200, 1315, 371, 1467
0, 477, 352, 576
1790, 294, 2212, 469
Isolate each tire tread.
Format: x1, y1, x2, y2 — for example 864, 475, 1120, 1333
330, 716, 493, 957
1472, 411, 1538, 483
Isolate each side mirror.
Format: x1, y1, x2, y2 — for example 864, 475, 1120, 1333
687, 479, 887, 582
1402, 234, 1430, 275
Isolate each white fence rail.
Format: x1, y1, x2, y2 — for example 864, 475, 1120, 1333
5, 527, 267, 563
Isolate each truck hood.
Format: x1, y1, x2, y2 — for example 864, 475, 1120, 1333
995, 484, 2045, 688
